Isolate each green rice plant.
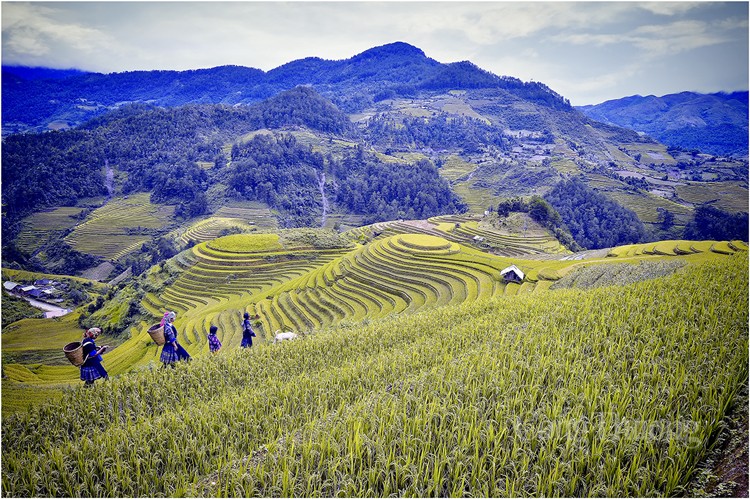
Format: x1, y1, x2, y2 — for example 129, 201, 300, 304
63, 193, 176, 259
205, 233, 282, 253
4, 252, 743, 496
15, 207, 87, 255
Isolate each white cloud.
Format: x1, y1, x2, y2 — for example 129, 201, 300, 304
2, 2, 117, 67
553, 18, 736, 58
0, 1, 745, 103
637, 2, 702, 17
396, 2, 635, 43
632, 20, 727, 54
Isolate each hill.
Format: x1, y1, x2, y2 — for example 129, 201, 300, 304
3, 43, 748, 274
2, 41, 568, 134
1, 249, 747, 496
577, 91, 749, 158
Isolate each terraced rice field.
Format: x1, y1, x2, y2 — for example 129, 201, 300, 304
346, 215, 569, 258
438, 155, 478, 182
15, 207, 87, 255
607, 240, 747, 258
2, 229, 569, 386
2, 253, 746, 497
179, 217, 257, 246
212, 204, 278, 230
675, 182, 749, 213
2, 227, 745, 392
604, 191, 692, 225
64, 193, 176, 260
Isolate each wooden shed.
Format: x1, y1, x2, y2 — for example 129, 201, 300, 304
500, 264, 525, 283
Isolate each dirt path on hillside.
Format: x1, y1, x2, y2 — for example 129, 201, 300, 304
105, 159, 114, 199
318, 172, 328, 227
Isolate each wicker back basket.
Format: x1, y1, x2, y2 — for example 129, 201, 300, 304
63, 341, 84, 366
148, 323, 166, 345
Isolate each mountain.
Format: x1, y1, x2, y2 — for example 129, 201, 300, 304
1, 65, 92, 81
2, 41, 568, 135
577, 91, 749, 157
2, 42, 748, 270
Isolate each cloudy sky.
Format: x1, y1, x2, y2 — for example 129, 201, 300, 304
2, 1, 748, 105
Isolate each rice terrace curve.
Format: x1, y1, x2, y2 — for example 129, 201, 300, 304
1, 218, 747, 496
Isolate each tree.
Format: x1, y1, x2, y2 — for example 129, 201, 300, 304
683, 205, 748, 241
545, 177, 646, 249
657, 208, 675, 231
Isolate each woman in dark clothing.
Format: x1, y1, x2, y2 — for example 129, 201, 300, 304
207, 325, 222, 354
241, 311, 256, 348
80, 327, 109, 386
160, 311, 191, 367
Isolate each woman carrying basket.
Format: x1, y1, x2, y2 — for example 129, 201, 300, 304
160, 311, 191, 367
241, 311, 256, 348
80, 327, 109, 386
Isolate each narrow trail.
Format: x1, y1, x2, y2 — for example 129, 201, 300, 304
318, 172, 329, 227
105, 159, 114, 200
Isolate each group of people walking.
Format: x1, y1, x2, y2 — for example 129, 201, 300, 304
80, 310, 257, 385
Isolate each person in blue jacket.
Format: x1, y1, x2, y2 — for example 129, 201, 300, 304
80, 327, 109, 386
160, 311, 191, 367
241, 311, 256, 348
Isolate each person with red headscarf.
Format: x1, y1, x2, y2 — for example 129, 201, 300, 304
80, 327, 109, 386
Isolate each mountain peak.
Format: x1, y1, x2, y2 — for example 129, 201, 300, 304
351, 42, 427, 61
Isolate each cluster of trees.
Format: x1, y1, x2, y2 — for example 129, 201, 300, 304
364, 113, 509, 153
2, 130, 106, 222
248, 86, 353, 135
332, 154, 466, 224
228, 133, 324, 226
496, 196, 580, 251
683, 205, 748, 241
544, 178, 647, 249
227, 134, 466, 226
659, 124, 748, 158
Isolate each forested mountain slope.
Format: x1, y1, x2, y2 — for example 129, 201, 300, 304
3, 42, 747, 275
577, 91, 749, 157
2, 42, 567, 134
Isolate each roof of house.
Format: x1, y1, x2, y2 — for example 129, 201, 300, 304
20, 285, 36, 292
3, 281, 19, 290
500, 264, 525, 280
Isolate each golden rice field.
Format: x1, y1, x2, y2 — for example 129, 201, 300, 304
63, 193, 176, 260
15, 207, 87, 255
178, 217, 258, 246
1, 252, 747, 497
1, 228, 743, 394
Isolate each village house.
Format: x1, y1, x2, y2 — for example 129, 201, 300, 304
3, 281, 19, 292
500, 264, 525, 283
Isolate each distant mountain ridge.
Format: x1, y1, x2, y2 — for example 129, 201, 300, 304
2, 41, 748, 264
577, 91, 749, 157
2, 41, 568, 135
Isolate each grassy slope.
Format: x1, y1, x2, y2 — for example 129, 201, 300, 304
1, 253, 746, 497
